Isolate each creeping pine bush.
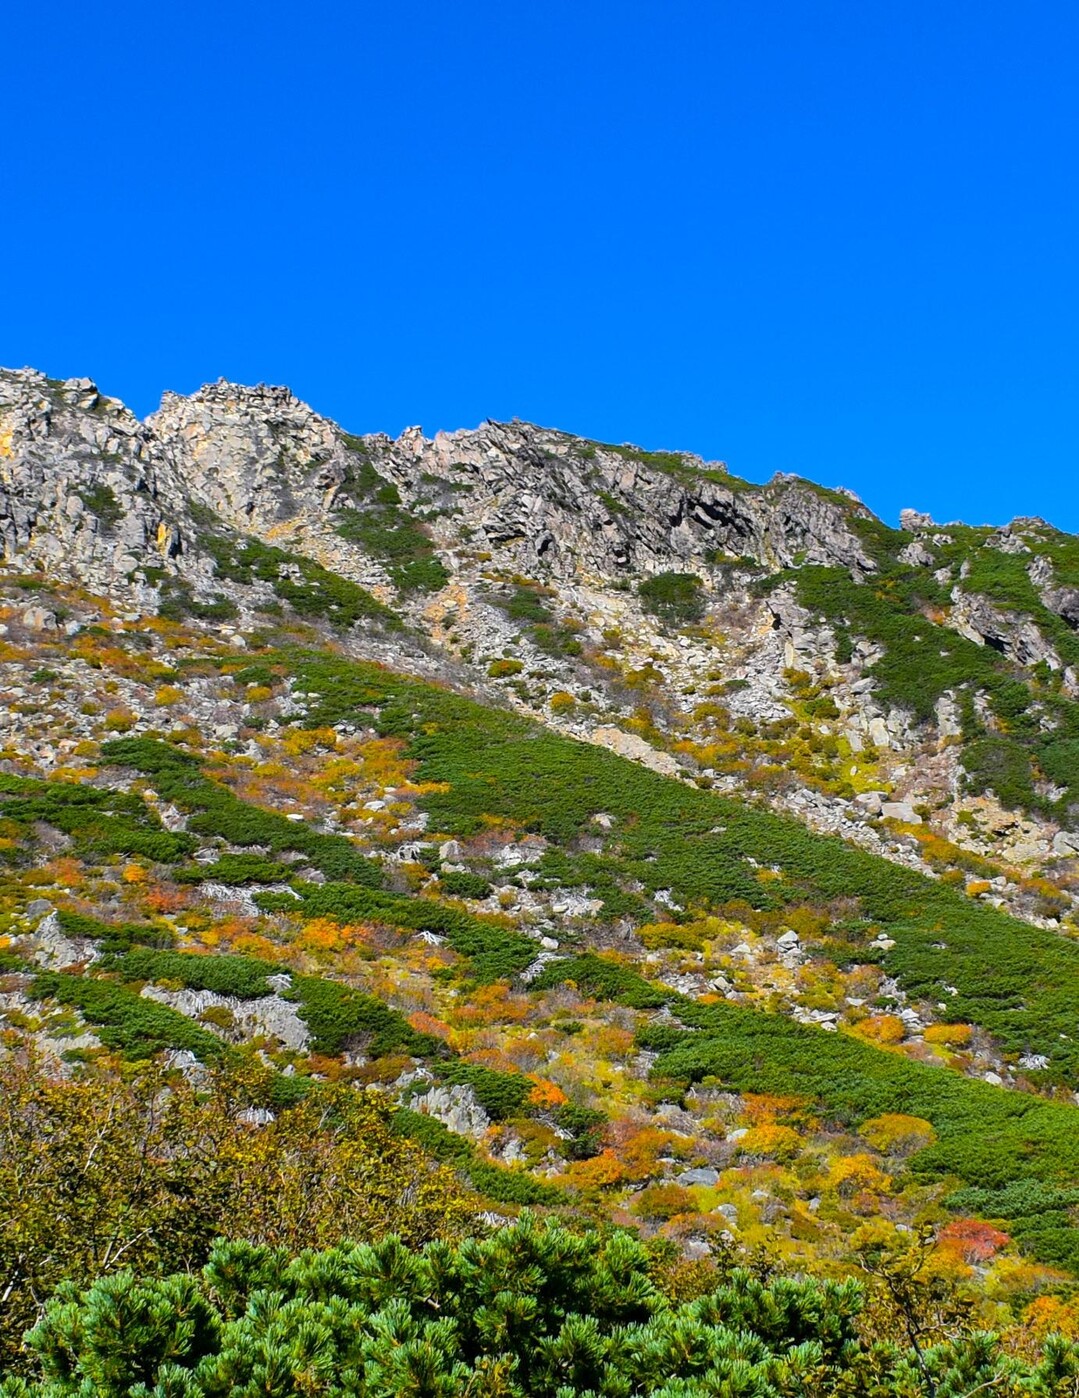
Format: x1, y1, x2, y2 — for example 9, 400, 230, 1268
265, 879, 537, 983
101, 947, 447, 1061
10, 1217, 1079, 1397
203, 530, 401, 628
290, 975, 446, 1059
535, 955, 1079, 1274
767, 553, 1079, 823
334, 435, 449, 594
100, 737, 384, 887
287, 652, 1079, 1078
438, 869, 492, 899
0, 774, 197, 865
638, 571, 706, 625
28, 972, 228, 1063
56, 910, 176, 953
392, 1109, 561, 1204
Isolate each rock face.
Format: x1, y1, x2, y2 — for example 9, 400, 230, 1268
950, 591, 1065, 672
149, 381, 348, 532
0, 369, 213, 604
409, 1081, 491, 1138
148, 381, 879, 586
375, 420, 879, 582
6, 369, 1076, 660
4, 364, 1079, 900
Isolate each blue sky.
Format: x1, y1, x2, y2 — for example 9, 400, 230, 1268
2, 1, 1076, 531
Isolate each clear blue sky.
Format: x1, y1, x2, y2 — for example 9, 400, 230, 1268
2, 1, 1077, 531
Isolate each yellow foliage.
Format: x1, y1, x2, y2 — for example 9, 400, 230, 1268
828, 1152, 891, 1197
281, 727, 340, 758
154, 685, 185, 707
851, 1013, 906, 1046
737, 1124, 802, 1162
549, 691, 576, 714
923, 1022, 973, 1048
352, 735, 414, 786
859, 1113, 936, 1154
121, 863, 148, 884
229, 932, 285, 960
640, 921, 707, 952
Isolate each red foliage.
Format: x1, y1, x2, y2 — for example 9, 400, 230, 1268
938, 1218, 1010, 1263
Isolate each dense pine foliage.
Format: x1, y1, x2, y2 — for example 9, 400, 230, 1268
6, 1218, 1079, 1397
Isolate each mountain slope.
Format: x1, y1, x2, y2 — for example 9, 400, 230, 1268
3, 367, 1079, 1365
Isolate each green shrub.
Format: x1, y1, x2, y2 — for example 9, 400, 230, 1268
29, 972, 228, 1063
175, 852, 295, 885
15, 1218, 1073, 1396
76, 483, 122, 528
438, 870, 491, 899
100, 738, 384, 887
286, 649, 1079, 1080
439, 1061, 532, 1120
203, 531, 401, 628
0, 775, 198, 866
638, 571, 706, 625
291, 976, 445, 1059
332, 442, 448, 594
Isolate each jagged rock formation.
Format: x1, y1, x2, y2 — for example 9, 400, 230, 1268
0, 369, 213, 606
146, 379, 880, 583
4, 365, 1079, 909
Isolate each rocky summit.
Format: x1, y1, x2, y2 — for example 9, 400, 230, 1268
4, 367, 1079, 1386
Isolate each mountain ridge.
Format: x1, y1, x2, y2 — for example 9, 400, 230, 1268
4, 365, 1079, 910
4, 365, 1079, 1358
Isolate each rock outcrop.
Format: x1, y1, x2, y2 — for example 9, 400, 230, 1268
0, 370, 213, 604
148, 381, 880, 586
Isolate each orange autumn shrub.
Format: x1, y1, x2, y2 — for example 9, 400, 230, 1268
464, 1047, 522, 1076
527, 1077, 568, 1109
143, 886, 193, 915
408, 1010, 452, 1042
448, 982, 531, 1025
852, 1013, 906, 1046
606, 1122, 681, 1180
41, 857, 86, 889
564, 1149, 626, 1190
593, 1025, 635, 1058
1023, 1295, 1079, 1341
742, 1093, 807, 1126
